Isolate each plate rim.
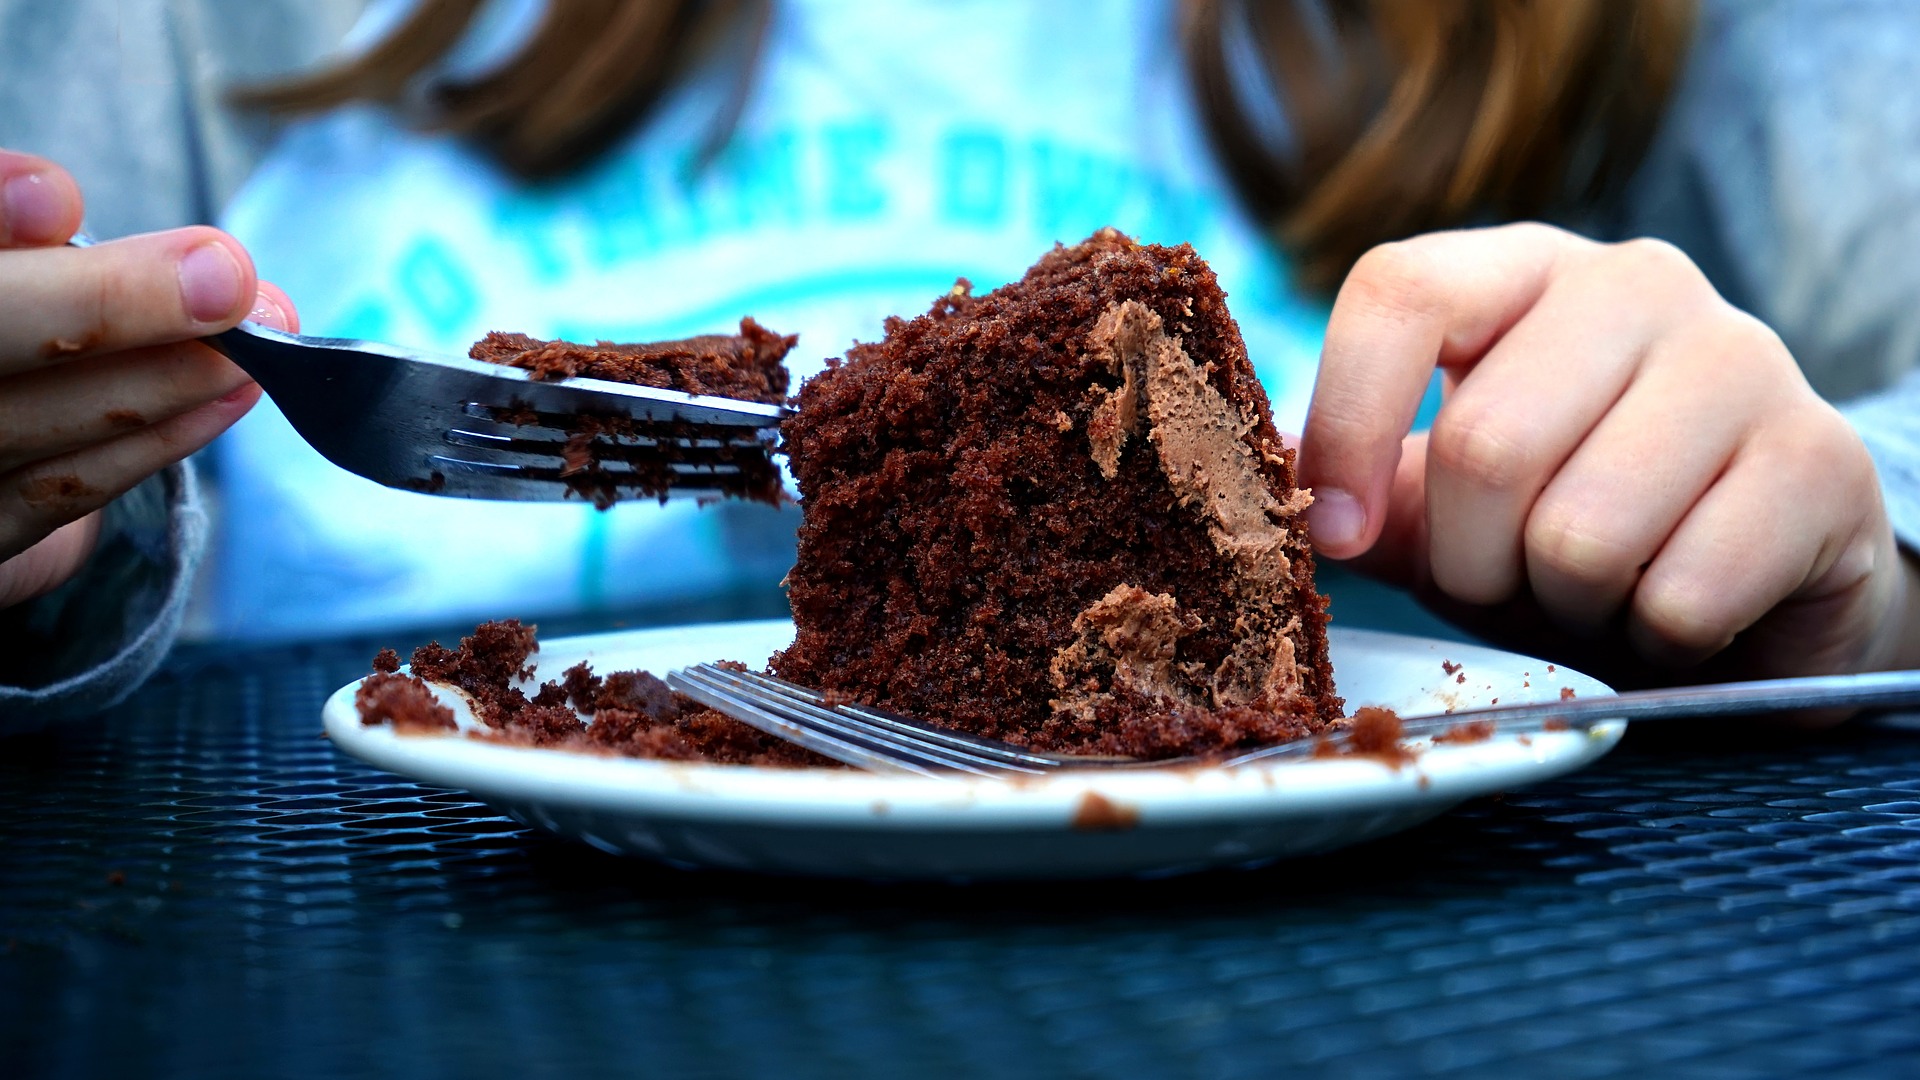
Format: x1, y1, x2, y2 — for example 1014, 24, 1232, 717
322, 620, 1624, 831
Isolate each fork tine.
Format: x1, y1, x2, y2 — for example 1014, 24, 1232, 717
667, 668, 949, 775
428, 415, 779, 502
424, 456, 751, 503
722, 670, 1077, 769
439, 432, 755, 473
670, 666, 1043, 775
441, 429, 761, 471
457, 403, 775, 445
694, 667, 1051, 774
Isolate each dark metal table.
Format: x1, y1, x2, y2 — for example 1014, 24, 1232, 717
5, 590, 1920, 1079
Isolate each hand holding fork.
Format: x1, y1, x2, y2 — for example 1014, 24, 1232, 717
0, 146, 787, 609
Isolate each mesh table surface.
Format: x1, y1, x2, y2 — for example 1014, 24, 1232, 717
4, 616, 1920, 1080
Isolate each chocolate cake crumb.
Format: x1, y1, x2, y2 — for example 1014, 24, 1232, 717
1348, 707, 1408, 754
355, 672, 457, 734
773, 229, 1339, 759
559, 661, 602, 713
371, 649, 401, 674
471, 317, 795, 399
497, 403, 541, 426
1560, 686, 1577, 700
365, 621, 831, 767
403, 471, 447, 494
408, 620, 540, 727
1312, 706, 1416, 767
596, 669, 679, 717
1441, 659, 1461, 675
1071, 791, 1141, 831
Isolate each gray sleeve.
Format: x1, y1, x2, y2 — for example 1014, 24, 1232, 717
1618, 0, 1920, 405
0, 465, 208, 735
0, 0, 366, 236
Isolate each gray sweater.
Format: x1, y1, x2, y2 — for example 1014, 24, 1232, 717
4, 0, 1920, 727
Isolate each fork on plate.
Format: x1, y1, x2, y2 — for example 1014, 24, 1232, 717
70, 233, 791, 502
665, 663, 1920, 776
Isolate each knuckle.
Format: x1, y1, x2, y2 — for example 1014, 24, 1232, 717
1497, 220, 1580, 250
1718, 308, 1789, 358
1633, 580, 1729, 655
1429, 558, 1520, 609
1608, 236, 1699, 283
1698, 309, 1798, 384
1601, 237, 1718, 306
1344, 240, 1448, 322
1525, 504, 1637, 587
1757, 401, 1875, 495
1807, 407, 1881, 502
1427, 406, 1533, 494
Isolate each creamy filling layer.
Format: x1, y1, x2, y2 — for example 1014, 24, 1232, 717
1052, 299, 1315, 715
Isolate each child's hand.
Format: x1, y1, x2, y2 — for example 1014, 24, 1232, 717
0, 149, 295, 609
1298, 223, 1920, 688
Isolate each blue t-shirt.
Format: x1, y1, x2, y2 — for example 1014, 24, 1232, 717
212, 0, 1331, 640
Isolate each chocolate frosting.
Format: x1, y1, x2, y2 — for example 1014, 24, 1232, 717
1054, 300, 1315, 712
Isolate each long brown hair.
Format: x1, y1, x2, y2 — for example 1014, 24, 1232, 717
1187, 0, 1695, 287
236, 0, 772, 176
242, 0, 1694, 289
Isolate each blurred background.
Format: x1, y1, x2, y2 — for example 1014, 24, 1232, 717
4, 0, 1912, 650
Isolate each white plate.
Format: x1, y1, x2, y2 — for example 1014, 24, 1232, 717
322, 621, 1621, 880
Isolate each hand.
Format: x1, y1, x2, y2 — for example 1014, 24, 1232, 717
0, 149, 298, 609
1298, 223, 1920, 690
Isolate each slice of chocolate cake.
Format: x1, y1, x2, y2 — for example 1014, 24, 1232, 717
773, 229, 1341, 759
470, 317, 796, 507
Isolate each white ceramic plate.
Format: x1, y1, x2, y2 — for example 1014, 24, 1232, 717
323, 621, 1621, 880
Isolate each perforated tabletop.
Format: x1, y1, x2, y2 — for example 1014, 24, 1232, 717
5, 603, 1920, 1079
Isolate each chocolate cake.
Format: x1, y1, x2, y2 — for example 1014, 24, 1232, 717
773, 229, 1341, 759
469, 317, 796, 508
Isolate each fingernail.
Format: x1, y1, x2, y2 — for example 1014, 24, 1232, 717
177, 242, 245, 323
2, 172, 64, 243
248, 289, 291, 330
1306, 488, 1365, 551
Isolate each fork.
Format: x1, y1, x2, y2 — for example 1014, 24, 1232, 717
664, 663, 1920, 776
69, 233, 790, 502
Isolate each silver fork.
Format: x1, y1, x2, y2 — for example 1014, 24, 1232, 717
69, 233, 790, 502
665, 663, 1920, 776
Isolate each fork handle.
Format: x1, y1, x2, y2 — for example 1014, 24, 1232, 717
1226, 667, 1920, 766
1408, 667, 1920, 732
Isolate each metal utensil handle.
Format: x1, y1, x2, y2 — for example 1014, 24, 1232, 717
1414, 668, 1920, 731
